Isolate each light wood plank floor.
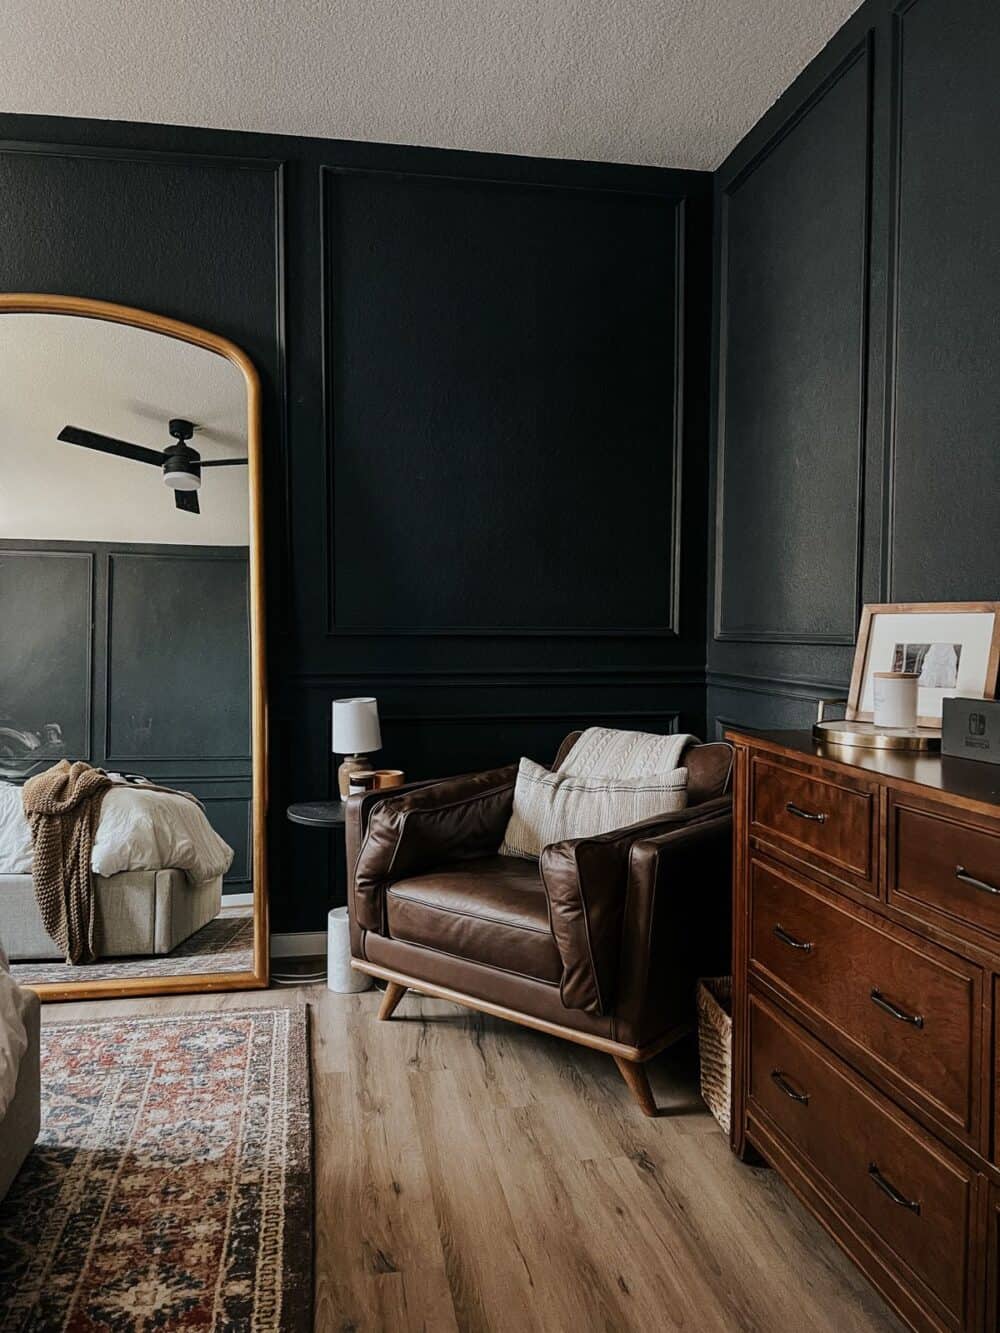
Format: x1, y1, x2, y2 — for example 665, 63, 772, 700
44, 984, 906, 1333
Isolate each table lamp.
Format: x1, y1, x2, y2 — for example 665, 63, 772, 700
332, 697, 382, 800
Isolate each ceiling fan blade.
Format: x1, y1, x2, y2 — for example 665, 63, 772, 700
58, 426, 164, 467
175, 489, 200, 514
199, 458, 249, 467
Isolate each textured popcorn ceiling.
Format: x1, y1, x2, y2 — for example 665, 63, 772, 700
0, 0, 863, 169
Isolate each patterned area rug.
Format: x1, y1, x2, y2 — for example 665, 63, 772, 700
10, 910, 254, 986
0, 1006, 312, 1331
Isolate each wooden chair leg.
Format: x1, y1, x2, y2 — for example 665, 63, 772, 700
377, 981, 408, 1021
613, 1055, 657, 1116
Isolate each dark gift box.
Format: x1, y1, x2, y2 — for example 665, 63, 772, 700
942, 696, 1000, 765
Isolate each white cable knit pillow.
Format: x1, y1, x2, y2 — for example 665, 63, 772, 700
557, 726, 696, 778
499, 757, 688, 860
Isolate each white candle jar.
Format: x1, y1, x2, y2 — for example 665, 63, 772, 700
872, 672, 919, 729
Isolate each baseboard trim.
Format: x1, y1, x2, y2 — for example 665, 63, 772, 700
270, 930, 327, 958
223, 893, 254, 907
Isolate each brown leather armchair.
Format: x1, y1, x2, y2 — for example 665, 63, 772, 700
346, 733, 733, 1114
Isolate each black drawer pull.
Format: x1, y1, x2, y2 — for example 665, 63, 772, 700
786, 802, 827, 824
868, 1162, 920, 1214
870, 988, 924, 1028
770, 1070, 809, 1104
956, 865, 1000, 896
774, 924, 813, 952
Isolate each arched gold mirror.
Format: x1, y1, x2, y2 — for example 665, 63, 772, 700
0, 294, 267, 1000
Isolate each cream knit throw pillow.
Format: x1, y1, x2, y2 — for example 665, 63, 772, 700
499, 758, 688, 860
557, 727, 696, 778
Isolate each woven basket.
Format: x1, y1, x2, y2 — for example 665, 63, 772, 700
696, 976, 732, 1135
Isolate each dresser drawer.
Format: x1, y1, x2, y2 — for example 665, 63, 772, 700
988, 1186, 1000, 1333
750, 859, 982, 1140
891, 797, 1000, 947
749, 996, 975, 1327
750, 756, 876, 889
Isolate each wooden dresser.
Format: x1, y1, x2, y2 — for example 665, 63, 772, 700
726, 729, 1000, 1333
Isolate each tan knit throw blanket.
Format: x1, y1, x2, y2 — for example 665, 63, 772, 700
22, 760, 112, 964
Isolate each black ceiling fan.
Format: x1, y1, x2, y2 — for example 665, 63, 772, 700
56, 418, 248, 514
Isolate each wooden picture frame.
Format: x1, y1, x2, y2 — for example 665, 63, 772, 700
846, 602, 1000, 729
0, 293, 268, 1002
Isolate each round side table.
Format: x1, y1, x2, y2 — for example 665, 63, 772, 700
286, 801, 346, 829
284, 801, 380, 990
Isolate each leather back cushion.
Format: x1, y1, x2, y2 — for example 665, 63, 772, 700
552, 733, 733, 805
685, 743, 734, 802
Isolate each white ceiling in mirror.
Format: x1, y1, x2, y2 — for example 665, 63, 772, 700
0, 314, 249, 545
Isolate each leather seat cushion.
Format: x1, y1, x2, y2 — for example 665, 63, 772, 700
385, 856, 561, 983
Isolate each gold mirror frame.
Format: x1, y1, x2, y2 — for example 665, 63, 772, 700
0, 293, 268, 1001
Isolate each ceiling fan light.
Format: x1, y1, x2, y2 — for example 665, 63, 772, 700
163, 468, 202, 491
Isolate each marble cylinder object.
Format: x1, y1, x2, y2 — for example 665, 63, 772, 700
327, 907, 371, 993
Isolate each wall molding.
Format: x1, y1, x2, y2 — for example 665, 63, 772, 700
881, 0, 921, 601
104, 548, 251, 764
712, 34, 874, 647
288, 666, 706, 689
0, 546, 95, 763
319, 164, 687, 639
380, 708, 683, 727
707, 670, 847, 701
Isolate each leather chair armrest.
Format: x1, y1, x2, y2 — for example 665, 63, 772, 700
539, 796, 732, 1016
350, 765, 517, 934
615, 809, 733, 1049
347, 777, 445, 955
346, 778, 444, 886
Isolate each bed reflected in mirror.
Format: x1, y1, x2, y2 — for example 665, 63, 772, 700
0, 298, 266, 998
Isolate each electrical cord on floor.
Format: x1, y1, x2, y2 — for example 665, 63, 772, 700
270, 969, 327, 986
269, 970, 387, 990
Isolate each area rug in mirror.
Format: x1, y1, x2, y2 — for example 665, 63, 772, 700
0, 1005, 312, 1331
9, 907, 254, 987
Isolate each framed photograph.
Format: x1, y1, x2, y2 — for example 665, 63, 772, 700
847, 602, 1000, 728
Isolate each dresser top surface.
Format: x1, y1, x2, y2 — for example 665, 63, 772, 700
725, 728, 1000, 814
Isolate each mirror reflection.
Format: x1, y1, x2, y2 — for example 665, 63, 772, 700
0, 311, 256, 989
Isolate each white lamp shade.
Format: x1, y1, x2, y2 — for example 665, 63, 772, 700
331, 697, 381, 755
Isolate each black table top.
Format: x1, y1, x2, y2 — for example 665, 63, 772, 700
286, 800, 347, 828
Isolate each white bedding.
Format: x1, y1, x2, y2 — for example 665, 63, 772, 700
0, 942, 30, 1117
0, 779, 234, 884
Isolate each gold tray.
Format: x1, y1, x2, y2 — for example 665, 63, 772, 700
812, 719, 941, 752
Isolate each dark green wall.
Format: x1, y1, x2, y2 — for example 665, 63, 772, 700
5, 0, 993, 930
0, 114, 713, 931
707, 0, 1000, 737
0, 540, 251, 896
